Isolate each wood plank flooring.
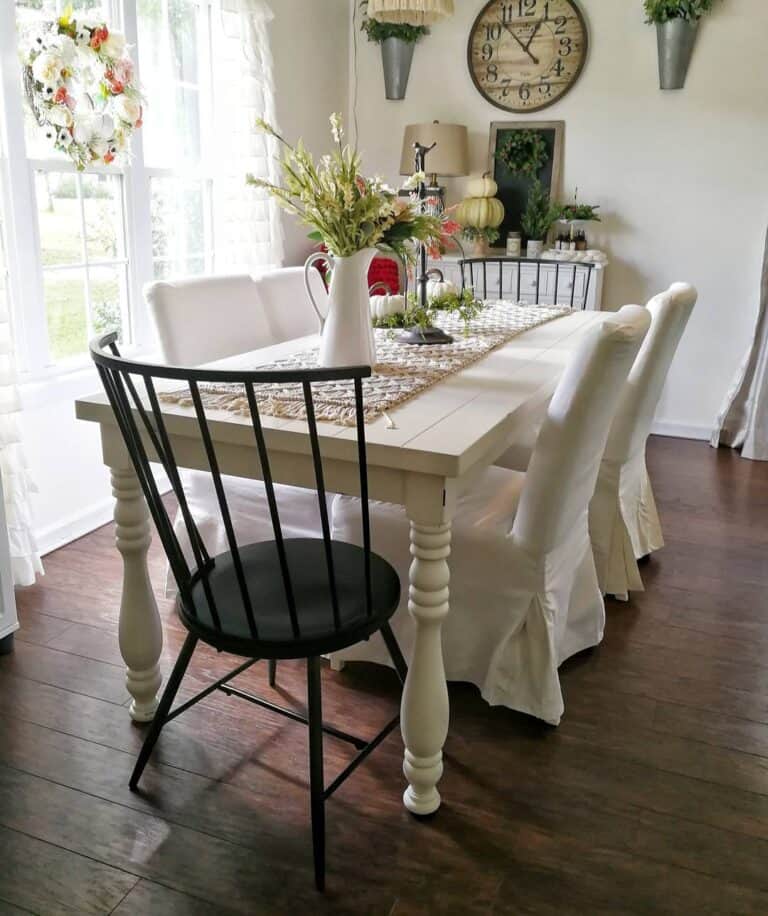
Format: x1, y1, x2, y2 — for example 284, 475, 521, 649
1, 437, 767, 914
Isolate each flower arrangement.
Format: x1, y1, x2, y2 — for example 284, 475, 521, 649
643, 0, 719, 22
21, 4, 143, 170
248, 114, 445, 263
495, 130, 548, 179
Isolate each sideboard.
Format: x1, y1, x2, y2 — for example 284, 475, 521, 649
424, 252, 606, 312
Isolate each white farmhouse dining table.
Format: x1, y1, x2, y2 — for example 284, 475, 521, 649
75, 308, 604, 815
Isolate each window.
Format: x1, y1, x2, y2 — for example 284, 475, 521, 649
0, 0, 264, 379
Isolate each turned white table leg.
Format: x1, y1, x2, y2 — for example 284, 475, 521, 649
111, 466, 163, 722
401, 520, 451, 815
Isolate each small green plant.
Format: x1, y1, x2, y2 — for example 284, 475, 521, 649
521, 181, 562, 242
495, 130, 548, 179
560, 203, 601, 222
461, 225, 500, 246
373, 288, 485, 336
643, 0, 719, 23
360, 1, 429, 43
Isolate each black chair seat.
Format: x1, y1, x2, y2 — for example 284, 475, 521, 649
181, 538, 401, 658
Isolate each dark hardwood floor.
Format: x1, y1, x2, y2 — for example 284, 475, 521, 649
1, 437, 768, 914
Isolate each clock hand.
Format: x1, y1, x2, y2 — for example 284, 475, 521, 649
523, 15, 546, 53
502, 21, 539, 66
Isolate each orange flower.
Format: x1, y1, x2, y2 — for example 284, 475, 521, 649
53, 86, 68, 104
103, 150, 115, 164
90, 26, 109, 50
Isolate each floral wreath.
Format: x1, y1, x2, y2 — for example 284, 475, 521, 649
495, 130, 548, 180
21, 4, 144, 171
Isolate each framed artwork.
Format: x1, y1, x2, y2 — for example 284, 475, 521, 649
488, 120, 564, 242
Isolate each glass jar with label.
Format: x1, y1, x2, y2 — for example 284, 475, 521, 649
506, 231, 522, 257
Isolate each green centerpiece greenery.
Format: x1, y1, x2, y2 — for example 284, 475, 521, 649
559, 203, 601, 222
643, 0, 719, 22
373, 288, 485, 336
521, 180, 562, 242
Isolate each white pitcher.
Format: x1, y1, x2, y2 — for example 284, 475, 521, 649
304, 247, 377, 368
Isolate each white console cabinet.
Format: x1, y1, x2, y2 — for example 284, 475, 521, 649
425, 252, 606, 312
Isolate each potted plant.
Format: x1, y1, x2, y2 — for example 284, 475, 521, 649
521, 181, 562, 258
361, 1, 429, 100
644, 0, 720, 90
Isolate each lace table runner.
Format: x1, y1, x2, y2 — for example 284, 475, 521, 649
160, 302, 570, 426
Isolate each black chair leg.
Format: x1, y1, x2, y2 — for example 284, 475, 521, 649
129, 633, 198, 791
380, 622, 408, 685
268, 659, 277, 688
307, 656, 325, 892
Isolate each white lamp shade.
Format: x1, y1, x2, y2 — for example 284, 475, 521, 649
399, 122, 469, 177
367, 0, 454, 25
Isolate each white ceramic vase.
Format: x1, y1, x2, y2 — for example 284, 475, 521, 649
304, 247, 378, 368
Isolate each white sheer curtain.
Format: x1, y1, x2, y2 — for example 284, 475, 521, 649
212, 0, 283, 272
711, 227, 768, 460
0, 169, 43, 586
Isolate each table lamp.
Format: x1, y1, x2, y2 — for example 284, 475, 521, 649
399, 121, 469, 214
367, 0, 455, 26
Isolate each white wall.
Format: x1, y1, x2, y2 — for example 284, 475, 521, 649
271, 0, 350, 264
349, 0, 768, 436
22, 0, 351, 557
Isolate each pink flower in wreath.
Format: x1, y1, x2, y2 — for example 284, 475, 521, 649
90, 26, 109, 51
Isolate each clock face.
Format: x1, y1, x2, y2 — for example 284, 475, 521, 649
467, 0, 588, 113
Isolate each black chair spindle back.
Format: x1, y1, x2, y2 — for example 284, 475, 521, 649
459, 256, 594, 309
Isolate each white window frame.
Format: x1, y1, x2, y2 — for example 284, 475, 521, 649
0, 0, 217, 387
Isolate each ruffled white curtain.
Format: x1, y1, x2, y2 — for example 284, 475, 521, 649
0, 192, 43, 586
711, 228, 768, 460
211, 0, 283, 272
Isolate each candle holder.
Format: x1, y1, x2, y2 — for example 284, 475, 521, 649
398, 141, 453, 346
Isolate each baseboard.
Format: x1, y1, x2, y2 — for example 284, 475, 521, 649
650, 420, 711, 441
37, 476, 171, 557
37, 496, 116, 557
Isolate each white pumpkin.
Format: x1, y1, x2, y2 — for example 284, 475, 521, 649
466, 172, 498, 199
426, 269, 457, 302
456, 195, 505, 230
369, 292, 405, 320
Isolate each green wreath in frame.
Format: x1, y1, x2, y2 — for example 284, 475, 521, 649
495, 130, 548, 180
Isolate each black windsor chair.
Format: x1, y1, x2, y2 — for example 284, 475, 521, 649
459, 256, 595, 309
90, 332, 407, 892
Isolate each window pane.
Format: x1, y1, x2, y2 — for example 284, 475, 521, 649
89, 265, 125, 342
151, 176, 205, 275
35, 171, 82, 267
44, 269, 87, 362
82, 174, 121, 262
138, 0, 203, 168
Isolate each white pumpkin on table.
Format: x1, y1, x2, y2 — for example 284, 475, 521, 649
425, 269, 457, 302
369, 282, 406, 321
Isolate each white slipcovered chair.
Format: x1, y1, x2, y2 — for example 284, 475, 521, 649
589, 283, 698, 598
145, 268, 330, 573
330, 306, 650, 725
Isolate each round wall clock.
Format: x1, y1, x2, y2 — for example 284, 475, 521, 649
467, 0, 589, 113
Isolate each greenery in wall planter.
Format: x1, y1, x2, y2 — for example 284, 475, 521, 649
644, 0, 721, 90
360, 1, 429, 101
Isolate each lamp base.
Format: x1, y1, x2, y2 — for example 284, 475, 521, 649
397, 325, 454, 346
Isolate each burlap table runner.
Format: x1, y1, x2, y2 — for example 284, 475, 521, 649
160, 301, 571, 426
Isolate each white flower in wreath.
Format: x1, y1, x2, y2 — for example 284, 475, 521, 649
47, 104, 73, 129
113, 95, 141, 127
56, 127, 73, 148
74, 22, 96, 47
32, 50, 63, 85
100, 30, 126, 59
73, 112, 113, 147
47, 34, 76, 66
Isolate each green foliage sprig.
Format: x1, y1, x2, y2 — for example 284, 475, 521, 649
559, 203, 601, 222
521, 180, 562, 241
495, 130, 548, 179
643, 0, 719, 23
461, 225, 500, 245
373, 289, 485, 336
360, 1, 429, 43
